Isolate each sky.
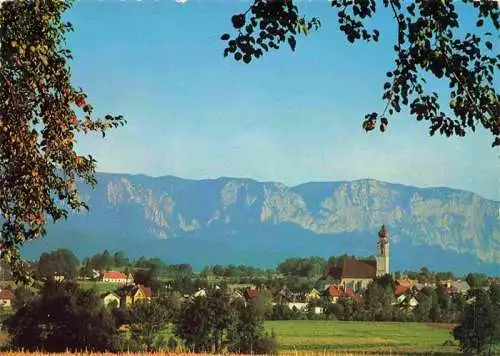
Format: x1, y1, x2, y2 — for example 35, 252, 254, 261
66, 0, 499, 201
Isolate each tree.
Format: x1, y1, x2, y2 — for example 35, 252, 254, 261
128, 298, 170, 352
0, 0, 125, 280
6, 280, 122, 352
453, 289, 500, 354
36, 248, 79, 280
133, 267, 161, 294
223, 1, 499, 147
175, 287, 236, 353
113, 251, 129, 268
11, 284, 35, 311
228, 298, 278, 354
87, 250, 115, 271
413, 290, 433, 322
363, 276, 395, 321
79, 257, 94, 279
466, 272, 489, 289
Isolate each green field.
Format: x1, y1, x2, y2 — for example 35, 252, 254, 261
76, 281, 121, 294
264, 320, 461, 355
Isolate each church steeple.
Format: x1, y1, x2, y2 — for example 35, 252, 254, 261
376, 224, 390, 276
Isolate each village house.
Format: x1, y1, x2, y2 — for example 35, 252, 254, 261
396, 294, 419, 310
231, 289, 244, 300
274, 286, 304, 304
324, 285, 359, 303
396, 276, 417, 288
393, 283, 419, 309
102, 292, 121, 308
444, 280, 470, 295
395, 283, 410, 297
53, 273, 65, 282
100, 270, 132, 284
193, 288, 207, 298
305, 288, 321, 303
274, 286, 292, 304
243, 287, 260, 301
190, 285, 222, 299
0, 288, 14, 308
115, 284, 152, 306
287, 302, 308, 311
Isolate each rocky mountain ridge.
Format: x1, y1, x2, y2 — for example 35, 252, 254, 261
23, 173, 500, 274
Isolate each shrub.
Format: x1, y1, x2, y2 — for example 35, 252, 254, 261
253, 330, 279, 355
167, 336, 179, 351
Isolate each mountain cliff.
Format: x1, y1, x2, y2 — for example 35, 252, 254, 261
22, 173, 500, 275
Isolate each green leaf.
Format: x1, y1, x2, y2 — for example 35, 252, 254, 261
288, 36, 296, 51
220, 34, 230, 41
485, 41, 492, 50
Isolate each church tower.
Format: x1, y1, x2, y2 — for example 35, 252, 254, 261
376, 224, 389, 276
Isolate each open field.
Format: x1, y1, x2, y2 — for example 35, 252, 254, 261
77, 281, 122, 294
264, 320, 461, 354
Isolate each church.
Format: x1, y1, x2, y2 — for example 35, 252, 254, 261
328, 225, 390, 291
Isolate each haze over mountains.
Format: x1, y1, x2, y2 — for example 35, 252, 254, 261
23, 172, 500, 275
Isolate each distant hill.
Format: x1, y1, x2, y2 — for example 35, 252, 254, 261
22, 173, 500, 275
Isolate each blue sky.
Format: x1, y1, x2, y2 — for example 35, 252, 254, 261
67, 0, 498, 200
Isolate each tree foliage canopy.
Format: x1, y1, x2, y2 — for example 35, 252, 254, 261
0, 0, 125, 281
452, 287, 500, 354
222, 0, 499, 146
6, 280, 121, 352
36, 248, 79, 280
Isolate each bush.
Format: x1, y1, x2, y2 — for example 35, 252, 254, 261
6, 280, 122, 352
253, 330, 279, 355
167, 336, 179, 351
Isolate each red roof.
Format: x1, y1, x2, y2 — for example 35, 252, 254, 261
328, 259, 377, 280
344, 287, 357, 298
244, 288, 259, 300
0, 289, 14, 300
327, 285, 359, 300
138, 285, 152, 298
116, 284, 152, 298
328, 285, 342, 297
395, 284, 409, 296
102, 271, 128, 280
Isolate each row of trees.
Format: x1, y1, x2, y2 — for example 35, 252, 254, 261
200, 264, 271, 279
31, 248, 496, 288
24, 248, 499, 305
4, 280, 277, 354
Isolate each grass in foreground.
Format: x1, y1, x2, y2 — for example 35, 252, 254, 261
264, 320, 460, 354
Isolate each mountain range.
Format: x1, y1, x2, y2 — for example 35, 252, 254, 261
22, 172, 500, 275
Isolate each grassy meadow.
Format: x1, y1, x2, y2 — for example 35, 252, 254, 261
264, 320, 461, 354
77, 281, 122, 294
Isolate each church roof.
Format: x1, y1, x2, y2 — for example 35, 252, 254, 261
328, 259, 377, 280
